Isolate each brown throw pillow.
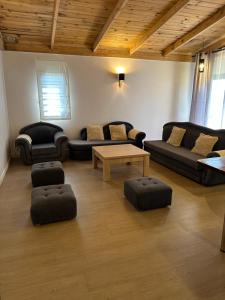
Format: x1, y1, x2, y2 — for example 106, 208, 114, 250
191, 133, 218, 156
109, 124, 127, 141
128, 129, 140, 140
167, 126, 186, 147
87, 125, 104, 141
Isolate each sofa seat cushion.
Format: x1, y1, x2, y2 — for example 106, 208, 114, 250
32, 143, 57, 156
145, 140, 204, 169
69, 139, 135, 151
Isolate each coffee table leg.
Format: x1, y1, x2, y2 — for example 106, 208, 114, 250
103, 160, 111, 181
221, 215, 225, 252
143, 156, 149, 176
92, 151, 98, 169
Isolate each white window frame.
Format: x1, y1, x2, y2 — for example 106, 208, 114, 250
36, 61, 71, 120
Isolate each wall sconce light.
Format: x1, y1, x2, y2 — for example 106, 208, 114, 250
118, 73, 125, 87
199, 57, 205, 73
116, 66, 125, 87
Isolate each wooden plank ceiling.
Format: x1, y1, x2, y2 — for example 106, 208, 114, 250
1, 0, 225, 62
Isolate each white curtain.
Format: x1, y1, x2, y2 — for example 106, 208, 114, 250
206, 50, 225, 129
190, 50, 225, 129
189, 52, 212, 125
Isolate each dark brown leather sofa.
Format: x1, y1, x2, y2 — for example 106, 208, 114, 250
144, 122, 225, 186
69, 121, 146, 160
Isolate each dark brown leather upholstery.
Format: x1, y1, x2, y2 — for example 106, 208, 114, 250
69, 121, 146, 160
144, 122, 225, 186
31, 161, 64, 187
31, 184, 77, 225
124, 177, 172, 211
15, 122, 68, 165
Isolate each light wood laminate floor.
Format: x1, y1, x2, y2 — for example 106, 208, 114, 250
0, 159, 225, 300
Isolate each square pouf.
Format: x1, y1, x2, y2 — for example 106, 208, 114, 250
31, 161, 64, 187
124, 177, 172, 211
31, 184, 77, 225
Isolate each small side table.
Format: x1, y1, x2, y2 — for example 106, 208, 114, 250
221, 215, 225, 252
198, 157, 225, 252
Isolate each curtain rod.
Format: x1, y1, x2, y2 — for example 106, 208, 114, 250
192, 47, 225, 58
213, 46, 225, 53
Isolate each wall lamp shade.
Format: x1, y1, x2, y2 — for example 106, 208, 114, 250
199, 58, 205, 73
118, 73, 125, 87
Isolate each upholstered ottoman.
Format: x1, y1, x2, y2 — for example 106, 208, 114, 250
124, 177, 172, 211
31, 161, 64, 187
31, 184, 77, 225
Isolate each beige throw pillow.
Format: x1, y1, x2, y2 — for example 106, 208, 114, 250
109, 124, 127, 141
167, 126, 186, 147
87, 125, 104, 141
128, 129, 140, 140
214, 150, 225, 157
191, 133, 218, 156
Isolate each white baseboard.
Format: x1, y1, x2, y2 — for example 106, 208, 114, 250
0, 159, 10, 186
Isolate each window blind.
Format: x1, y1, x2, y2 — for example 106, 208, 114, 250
36, 61, 71, 120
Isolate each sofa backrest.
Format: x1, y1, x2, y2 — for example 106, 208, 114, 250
80, 121, 133, 140
20, 122, 63, 145
162, 122, 225, 150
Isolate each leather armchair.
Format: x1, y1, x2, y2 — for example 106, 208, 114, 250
15, 122, 68, 165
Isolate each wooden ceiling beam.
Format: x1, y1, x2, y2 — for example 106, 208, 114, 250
50, 0, 61, 50
130, 0, 190, 55
0, 32, 4, 50
92, 0, 128, 52
5, 42, 193, 62
163, 4, 225, 56
198, 35, 225, 53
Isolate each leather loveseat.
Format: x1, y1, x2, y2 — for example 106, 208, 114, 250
69, 121, 146, 160
144, 122, 225, 186
15, 122, 68, 165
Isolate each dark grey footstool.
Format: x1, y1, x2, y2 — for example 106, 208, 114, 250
31, 184, 77, 225
124, 177, 172, 211
31, 161, 64, 187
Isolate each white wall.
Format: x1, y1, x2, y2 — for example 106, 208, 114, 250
0, 51, 10, 183
3, 51, 194, 155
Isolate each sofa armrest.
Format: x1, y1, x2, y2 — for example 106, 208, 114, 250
207, 150, 225, 158
54, 131, 68, 147
128, 129, 146, 148
15, 134, 32, 164
54, 131, 69, 161
15, 134, 32, 151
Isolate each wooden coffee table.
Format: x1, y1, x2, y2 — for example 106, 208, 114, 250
92, 144, 150, 181
198, 157, 225, 252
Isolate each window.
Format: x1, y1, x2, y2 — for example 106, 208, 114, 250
36, 61, 71, 120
